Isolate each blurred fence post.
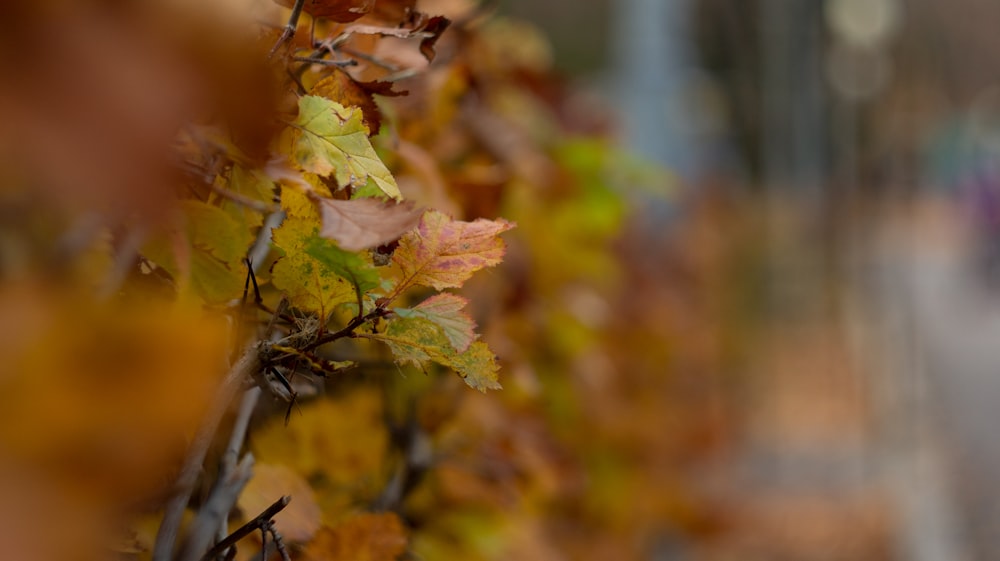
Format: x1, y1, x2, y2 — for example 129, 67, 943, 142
612, 0, 701, 183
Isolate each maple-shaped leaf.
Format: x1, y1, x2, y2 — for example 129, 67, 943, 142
302, 513, 406, 561
316, 198, 422, 252
371, 316, 501, 391
271, 188, 370, 314
310, 71, 406, 137
272, 0, 374, 22
394, 293, 476, 352
393, 210, 515, 292
281, 96, 401, 199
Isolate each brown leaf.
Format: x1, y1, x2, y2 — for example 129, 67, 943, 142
302, 513, 407, 561
310, 71, 406, 136
418, 16, 451, 61
317, 198, 423, 251
238, 463, 321, 544
272, 0, 374, 22
344, 14, 450, 62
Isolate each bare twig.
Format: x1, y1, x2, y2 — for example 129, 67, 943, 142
293, 56, 357, 68
152, 344, 264, 561
211, 184, 279, 214
269, 0, 307, 58
201, 496, 291, 561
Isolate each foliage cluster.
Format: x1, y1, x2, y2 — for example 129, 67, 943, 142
0, 1, 729, 560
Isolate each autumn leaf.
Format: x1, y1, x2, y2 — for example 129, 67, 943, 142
393, 210, 515, 292
271, 187, 364, 314
272, 0, 374, 22
310, 71, 405, 136
345, 15, 451, 62
316, 198, 422, 251
281, 96, 401, 199
142, 200, 251, 303
418, 16, 451, 61
303, 513, 407, 561
239, 464, 321, 544
371, 316, 501, 392
394, 293, 477, 352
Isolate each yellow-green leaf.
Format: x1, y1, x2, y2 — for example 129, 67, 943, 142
372, 316, 501, 392
394, 293, 477, 352
271, 187, 360, 315
281, 96, 401, 199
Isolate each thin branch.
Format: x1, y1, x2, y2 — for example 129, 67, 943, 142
301, 304, 388, 353
293, 56, 357, 68
152, 343, 264, 561
269, 0, 306, 58
201, 496, 292, 561
211, 184, 279, 214
338, 46, 401, 72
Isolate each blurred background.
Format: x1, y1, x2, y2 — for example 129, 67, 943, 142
5, 0, 1000, 560
499, 0, 1000, 559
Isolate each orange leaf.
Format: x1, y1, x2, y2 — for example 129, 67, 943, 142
317, 198, 423, 251
303, 513, 407, 561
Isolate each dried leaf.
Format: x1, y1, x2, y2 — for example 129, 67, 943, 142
303, 513, 407, 561
345, 15, 451, 62
395, 293, 477, 352
239, 464, 321, 544
393, 210, 515, 291
418, 16, 451, 61
281, 96, 401, 199
316, 198, 422, 251
272, 0, 374, 22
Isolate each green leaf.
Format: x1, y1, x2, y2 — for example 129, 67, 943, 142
372, 316, 501, 392
281, 96, 401, 200
394, 293, 476, 352
303, 235, 379, 294
392, 210, 515, 292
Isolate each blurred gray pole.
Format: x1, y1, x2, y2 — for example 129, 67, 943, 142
760, 0, 828, 197
612, 0, 700, 182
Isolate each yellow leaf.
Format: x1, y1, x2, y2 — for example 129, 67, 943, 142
280, 96, 401, 199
